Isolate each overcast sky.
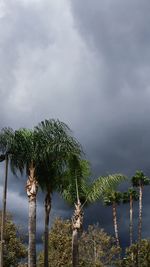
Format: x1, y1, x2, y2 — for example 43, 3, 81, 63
0, 0, 150, 250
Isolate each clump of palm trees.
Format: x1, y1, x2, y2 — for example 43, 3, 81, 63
0, 119, 82, 267
0, 119, 150, 267
0, 120, 125, 267
102, 170, 150, 253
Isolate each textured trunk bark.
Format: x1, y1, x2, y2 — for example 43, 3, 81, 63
0, 155, 8, 267
130, 194, 133, 246
28, 197, 36, 267
72, 229, 79, 267
72, 201, 83, 267
26, 163, 38, 267
138, 184, 143, 243
44, 190, 51, 267
112, 202, 119, 247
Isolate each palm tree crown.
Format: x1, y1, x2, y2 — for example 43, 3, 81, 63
103, 191, 122, 206
122, 188, 139, 204
0, 127, 15, 157
132, 170, 150, 187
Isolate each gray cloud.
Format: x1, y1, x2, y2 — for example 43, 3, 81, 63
0, 0, 150, 249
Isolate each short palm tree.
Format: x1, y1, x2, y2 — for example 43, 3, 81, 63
63, 169, 125, 267
122, 188, 139, 246
0, 127, 15, 267
62, 158, 90, 267
103, 190, 122, 247
34, 120, 82, 267
132, 170, 150, 243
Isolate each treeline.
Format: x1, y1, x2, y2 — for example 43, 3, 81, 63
0, 118, 149, 267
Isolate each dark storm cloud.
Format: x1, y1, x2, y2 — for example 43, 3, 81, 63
1, 0, 150, 249
70, 0, 150, 175
69, 0, 150, 246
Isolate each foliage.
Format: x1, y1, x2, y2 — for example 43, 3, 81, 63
34, 119, 82, 192
37, 218, 120, 267
122, 188, 139, 204
121, 239, 150, 267
132, 170, 150, 187
0, 127, 15, 155
88, 174, 126, 203
61, 159, 91, 205
103, 190, 122, 206
38, 218, 72, 267
79, 224, 120, 267
0, 212, 27, 267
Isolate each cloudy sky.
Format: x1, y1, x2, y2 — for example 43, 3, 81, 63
0, 0, 150, 249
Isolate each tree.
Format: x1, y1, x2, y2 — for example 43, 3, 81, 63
103, 190, 122, 247
61, 158, 90, 267
37, 218, 120, 267
121, 239, 150, 267
0, 212, 27, 267
34, 119, 82, 267
10, 128, 40, 267
62, 167, 125, 267
122, 188, 139, 246
38, 218, 72, 267
0, 127, 15, 267
80, 225, 120, 267
132, 171, 150, 243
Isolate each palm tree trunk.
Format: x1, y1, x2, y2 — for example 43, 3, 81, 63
130, 194, 133, 246
112, 202, 119, 247
72, 201, 83, 267
138, 184, 143, 243
72, 228, 79, 267
44, 189, 51, 267
0, 155, 8, 267
26, 163, 38, 267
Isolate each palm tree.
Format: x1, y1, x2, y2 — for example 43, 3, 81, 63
34, 120, 82, 267
122, 188, 139, 246
0, 127, 14, 267
103, 190, 122, 247
10, 128, 40, 267
63, 168, 125, 267
132, 170, 150, 243
62, 158, 90, 267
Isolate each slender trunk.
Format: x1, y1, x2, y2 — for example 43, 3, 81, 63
72, 229, 79, 267
72, 201, 83, 267
130, 194, 133, 246
112, 202, 119, 247
138, 185, 143, 243
44, 189, 51, 267
0, 155, 8, 267
93, 239, 97, 264
26, 163, 38, 267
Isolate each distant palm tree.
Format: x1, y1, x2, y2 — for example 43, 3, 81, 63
122, 188, 139, 246
0, 127, 14, 267
103, 190, 122, 247
132, 170, 150, 243
34, 119, 82, 267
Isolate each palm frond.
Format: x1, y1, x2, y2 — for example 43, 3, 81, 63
87, 174, 126, 203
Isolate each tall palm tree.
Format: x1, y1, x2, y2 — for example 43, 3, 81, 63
103, 190, 122, 247
122, 188, 139, 246
0, 127, 14, 267
10, 128, 40, 267
132, 170, 150, 243
34, 120, 82, 267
